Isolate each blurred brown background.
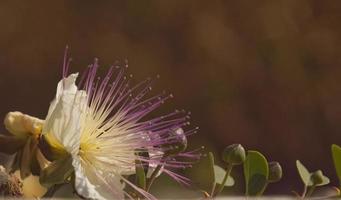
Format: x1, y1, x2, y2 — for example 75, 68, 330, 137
1, 0, 341, 196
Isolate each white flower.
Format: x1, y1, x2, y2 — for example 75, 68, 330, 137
41, 56, 195, 199
42, 73, 127, 199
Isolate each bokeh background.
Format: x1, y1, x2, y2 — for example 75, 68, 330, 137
1, 0, 341, 197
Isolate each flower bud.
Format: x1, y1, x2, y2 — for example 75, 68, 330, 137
222, 144, 246, 165
4, 112, 44, 138
268, 161, 282, 183
311, 170, 324, 185
163, 128, 187, 156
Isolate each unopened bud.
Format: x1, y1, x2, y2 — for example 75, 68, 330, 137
222, 144, 246, 165
163, 128, 187, 156
4, 112, 44, 138
268, 161, 282, 183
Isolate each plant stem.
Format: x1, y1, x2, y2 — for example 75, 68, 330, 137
210, 183, 216, 197
213, 164, 233, 197
306, 185, 316, 197
301, 185, 307, 198
146, 164, 163, 192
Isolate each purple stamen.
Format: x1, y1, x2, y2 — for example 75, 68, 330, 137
61, 48, 201, 198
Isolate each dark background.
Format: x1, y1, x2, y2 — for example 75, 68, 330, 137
1, 0, 341, 197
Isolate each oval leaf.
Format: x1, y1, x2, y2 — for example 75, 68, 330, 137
214, 165, 234, 187
296, 160, 312, 186
244, 150, 269, 196
186, 151, 215, 192
332, 144, 341, 186
319, 176, 330, 186
207, 152, 215, 186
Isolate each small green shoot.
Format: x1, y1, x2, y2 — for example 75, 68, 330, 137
296, 160, 330, 197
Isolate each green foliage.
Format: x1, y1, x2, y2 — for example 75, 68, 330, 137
243, 150, 269, 196
296, 160, 330, 187
332, 144, 341, 186
207, 152, 216, 190
190, 151, 215, 194
296, 160, 312, 186
210, 151, 236, 197
310, 170, 329, 186
194, 151, 235, 197
213, 165, 234, 187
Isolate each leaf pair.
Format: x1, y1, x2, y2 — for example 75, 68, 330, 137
196, 152, 234, 197
206, 152, 234, 195
296, 160, 329, 187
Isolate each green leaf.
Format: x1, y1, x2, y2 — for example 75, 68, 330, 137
310, 170, 330, 186
319, 176, 330, 186
244, 150, 269, 196
296, 160, 312, 186
187, 151, 215, 193
40, 155, 73, 188
332, 144, 341, 186
213, 165, 234, 187
208, 152, 215, 187
135, 159, 146, 189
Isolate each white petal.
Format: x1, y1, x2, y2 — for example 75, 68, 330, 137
42, 73, 87, 154
72, 156, 125, 200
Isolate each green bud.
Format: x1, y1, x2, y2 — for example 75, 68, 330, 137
268, 161, 282, 183
222, 144, 246, 165
163, 128, 187, 156
310, 170, 324, 185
